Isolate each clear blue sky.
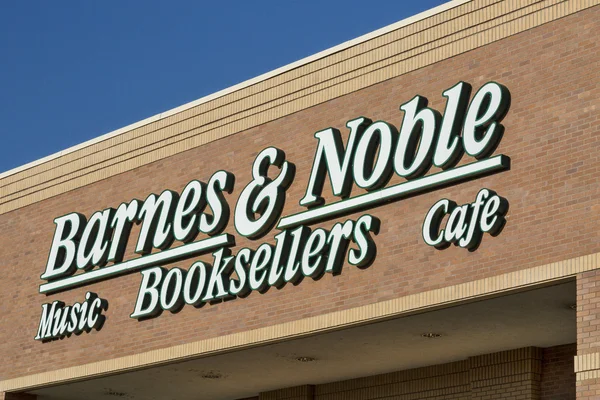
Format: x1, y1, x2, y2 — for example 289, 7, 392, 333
0, 0, 447, 173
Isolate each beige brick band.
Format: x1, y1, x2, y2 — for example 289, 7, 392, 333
575, 352, 600, 381
0, 252, 596, 393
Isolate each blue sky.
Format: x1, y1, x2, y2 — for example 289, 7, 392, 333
0, 0, 447, 173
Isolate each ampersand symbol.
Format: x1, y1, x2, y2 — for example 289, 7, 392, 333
234, 147, 295, 239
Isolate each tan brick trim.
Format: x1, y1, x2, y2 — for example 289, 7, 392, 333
0, 252, 597, 393
575, 353, 600, 373
0, 0, 598, 215
576, 370, 600, 381
575, 353, 600, 381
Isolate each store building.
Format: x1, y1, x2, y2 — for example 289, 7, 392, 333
1, 0, 599, 399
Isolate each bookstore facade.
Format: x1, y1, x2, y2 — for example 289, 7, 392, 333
1, 0, 599, 399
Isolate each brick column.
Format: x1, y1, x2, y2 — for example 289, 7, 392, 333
259, 385, 314, 400
469, 347, 542, 399
575, 271, 600, 398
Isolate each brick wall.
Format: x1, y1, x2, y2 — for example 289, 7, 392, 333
253, 346, 573, 400
542, 344, 576, 400
576, 271, 600, 399
470, 348, 542, 400
0, 4, 598, 384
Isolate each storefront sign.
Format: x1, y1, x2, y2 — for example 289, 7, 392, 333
36, 81, 511, 338
35, 292, 107, 342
